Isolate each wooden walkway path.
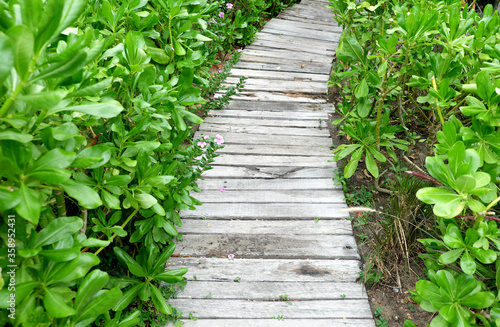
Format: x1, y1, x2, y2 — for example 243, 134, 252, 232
166, 0, 375, 325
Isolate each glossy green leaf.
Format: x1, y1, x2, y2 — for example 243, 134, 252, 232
354, 78, 369, 98
416, 187, 465, 218
460, 251, 476, 275
39, 247, 80, 262
113, 284, 142, 311
61, 183, 102, 209
0, 32, 13, 84
439, 248, 464, 265
48, 100, 124, 118
19, 90, 68, 109
34, 216, 82, 247
7, 25, 34, 79
15, 183, 41, 224
33, 148, 76, 170
113, 247, 147, 277
150, 285, 172, 315
76, 287, 122, 324
134, 193, 157, 209
43, 287, 77, 318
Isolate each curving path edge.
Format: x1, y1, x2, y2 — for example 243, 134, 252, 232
166, 0, 376, 325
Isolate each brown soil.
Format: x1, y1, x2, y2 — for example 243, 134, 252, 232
327, 84, 435, 327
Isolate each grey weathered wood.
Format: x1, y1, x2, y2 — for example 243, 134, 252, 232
168, 319, 375, 327
229, 68, 330, 82
167, 299, 372, 319
240, 52, 332, 66
217, 91, 327, 102
174, 281, 366, 299
243, 48, 333, 61
248, 41, 335, 56
178, 219, 351, 235
267, 18, 341, 32
200, 166, 336, 179
167, 258, 360, 282
261, 27, 341, 42
206, 109, 329, 120
194, 132, 332, 146
176, 234, 359, 259
197, 178, 339, 190
279, 11, 338, 24
224, 101, 335, 112
203, 116, 328, 128
181, 203, 349, 219
211, 154, 334, 167
223, 79, 326, 94
215, 144, 332, 156
256, 32, 337, 50
277, 12, 338, 26
194, 190, 344, 203
234, 61, 331, 74
199, 123, 330, 137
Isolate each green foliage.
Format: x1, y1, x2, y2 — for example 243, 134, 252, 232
0, 0, 297, 325
330, 0, 500, 325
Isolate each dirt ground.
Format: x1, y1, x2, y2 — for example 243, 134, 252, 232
327, 85, 435, 326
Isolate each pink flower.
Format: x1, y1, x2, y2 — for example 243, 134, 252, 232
228, 254, 235, 260
219, 12, 224, 18
209, 18, 216, 24
197, 141, 207, 148
203, 134, 210, 140
243, 75, 249, 78
237, 113, 241, 116
215, 134, 224, 145
220, 187, 226, 192
218, 69, 223, 73
236, 49, 242, 52
209, 96, 214, 99
226, 3, 233, 9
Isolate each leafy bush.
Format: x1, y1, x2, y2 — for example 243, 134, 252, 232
329, 0, 500, 325
0, 0, 298, 325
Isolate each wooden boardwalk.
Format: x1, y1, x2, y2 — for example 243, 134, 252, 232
166, 0, 375, 325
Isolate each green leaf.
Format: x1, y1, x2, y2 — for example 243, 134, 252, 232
342, 35, 365, 65
34, 216, 82, 247
74, 269, 108, 313
33, 50, 87, 81
113, 284, 142, 311
39, 247, 80, 262
113, 247, 147, 277
455, 175, 476, 194
416, 187, 465, 218
154, 271, 185, 283
134, 193, 157, 209
150, 285, 172, 315
29, 168, 71, 185
344, 159, 359, 179
0, 188, 21, 210
439, 248, 464, 265
460, 291, 495, 309
354, 78, 369, 98
365, 152, 379, 178
33, 148, 76, 170
43, 287, 77, 318
58, 253, 100, 283
7, 25, 34, 79
19, 90, 68, 109
460, 251, 476, 275
61, 183, 102, 209
72, 145, 113, 169
0, 32, 13, 84
15, 183, 41, 224
48, 100, 124, 118
0, 131, 33, 143
76, 287, 122, 324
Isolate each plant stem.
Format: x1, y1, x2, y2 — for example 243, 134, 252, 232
94, 207, 139, 256
55, 190, 67, 217
431, 76, 445, 126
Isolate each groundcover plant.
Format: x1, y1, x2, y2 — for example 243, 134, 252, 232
329, 0, 500, 325
0, 0, 297, 325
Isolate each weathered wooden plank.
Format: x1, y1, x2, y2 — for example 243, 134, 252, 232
206, 109, 328, 120
199, 123, 330, 137
264, 22, 341, 36
194, 190, 344, 203
203, 116, 328, 128
279, 11, 337, 24
224, 80, 326, 94
267, 18, 341, 32
243, 48, 333, 61
224, 101, 335, 112
168, 299, 372, 319
174, 281, 366, 300
201, 166, 336, 179
211, 154, 333, 167
177, 219, 351, 235
240, 52, 332, 66
176, 234, 359, 259
261, 27, 341, 42
197, 178, 338, 190
247, 41, 334, 56
215, 144, 332, 157
181, 203, 349, 219
194, 132, 332, 146
168, 319, 375, 327
277, 12, 338, 26
229, 68, 330, 82
166, 258, 360, 282
234, 61, 331, 74
217, 91, 327, 102
255, 32, 337, 50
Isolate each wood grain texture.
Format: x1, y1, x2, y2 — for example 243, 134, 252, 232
166, 258, 361, 282
210, 154, 334, 167
195, 132, 332, 146
229, 68, 330, 81
196, 178, 340, 190
201, 166, 337, 179
206, 109, 329, 120
167, 319, 375, 327
203, 116, 329, 128
181, 203, 349, 219
234, 61, 331, 74
174, 281, 367, 299
224, 78, 327, 94
176, 234, 359, 259
177, 219, 351, 235
223, 100, 335, 112
199, 123, 330, 137
215, 144, 332, 156
194, 190, 345, 203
